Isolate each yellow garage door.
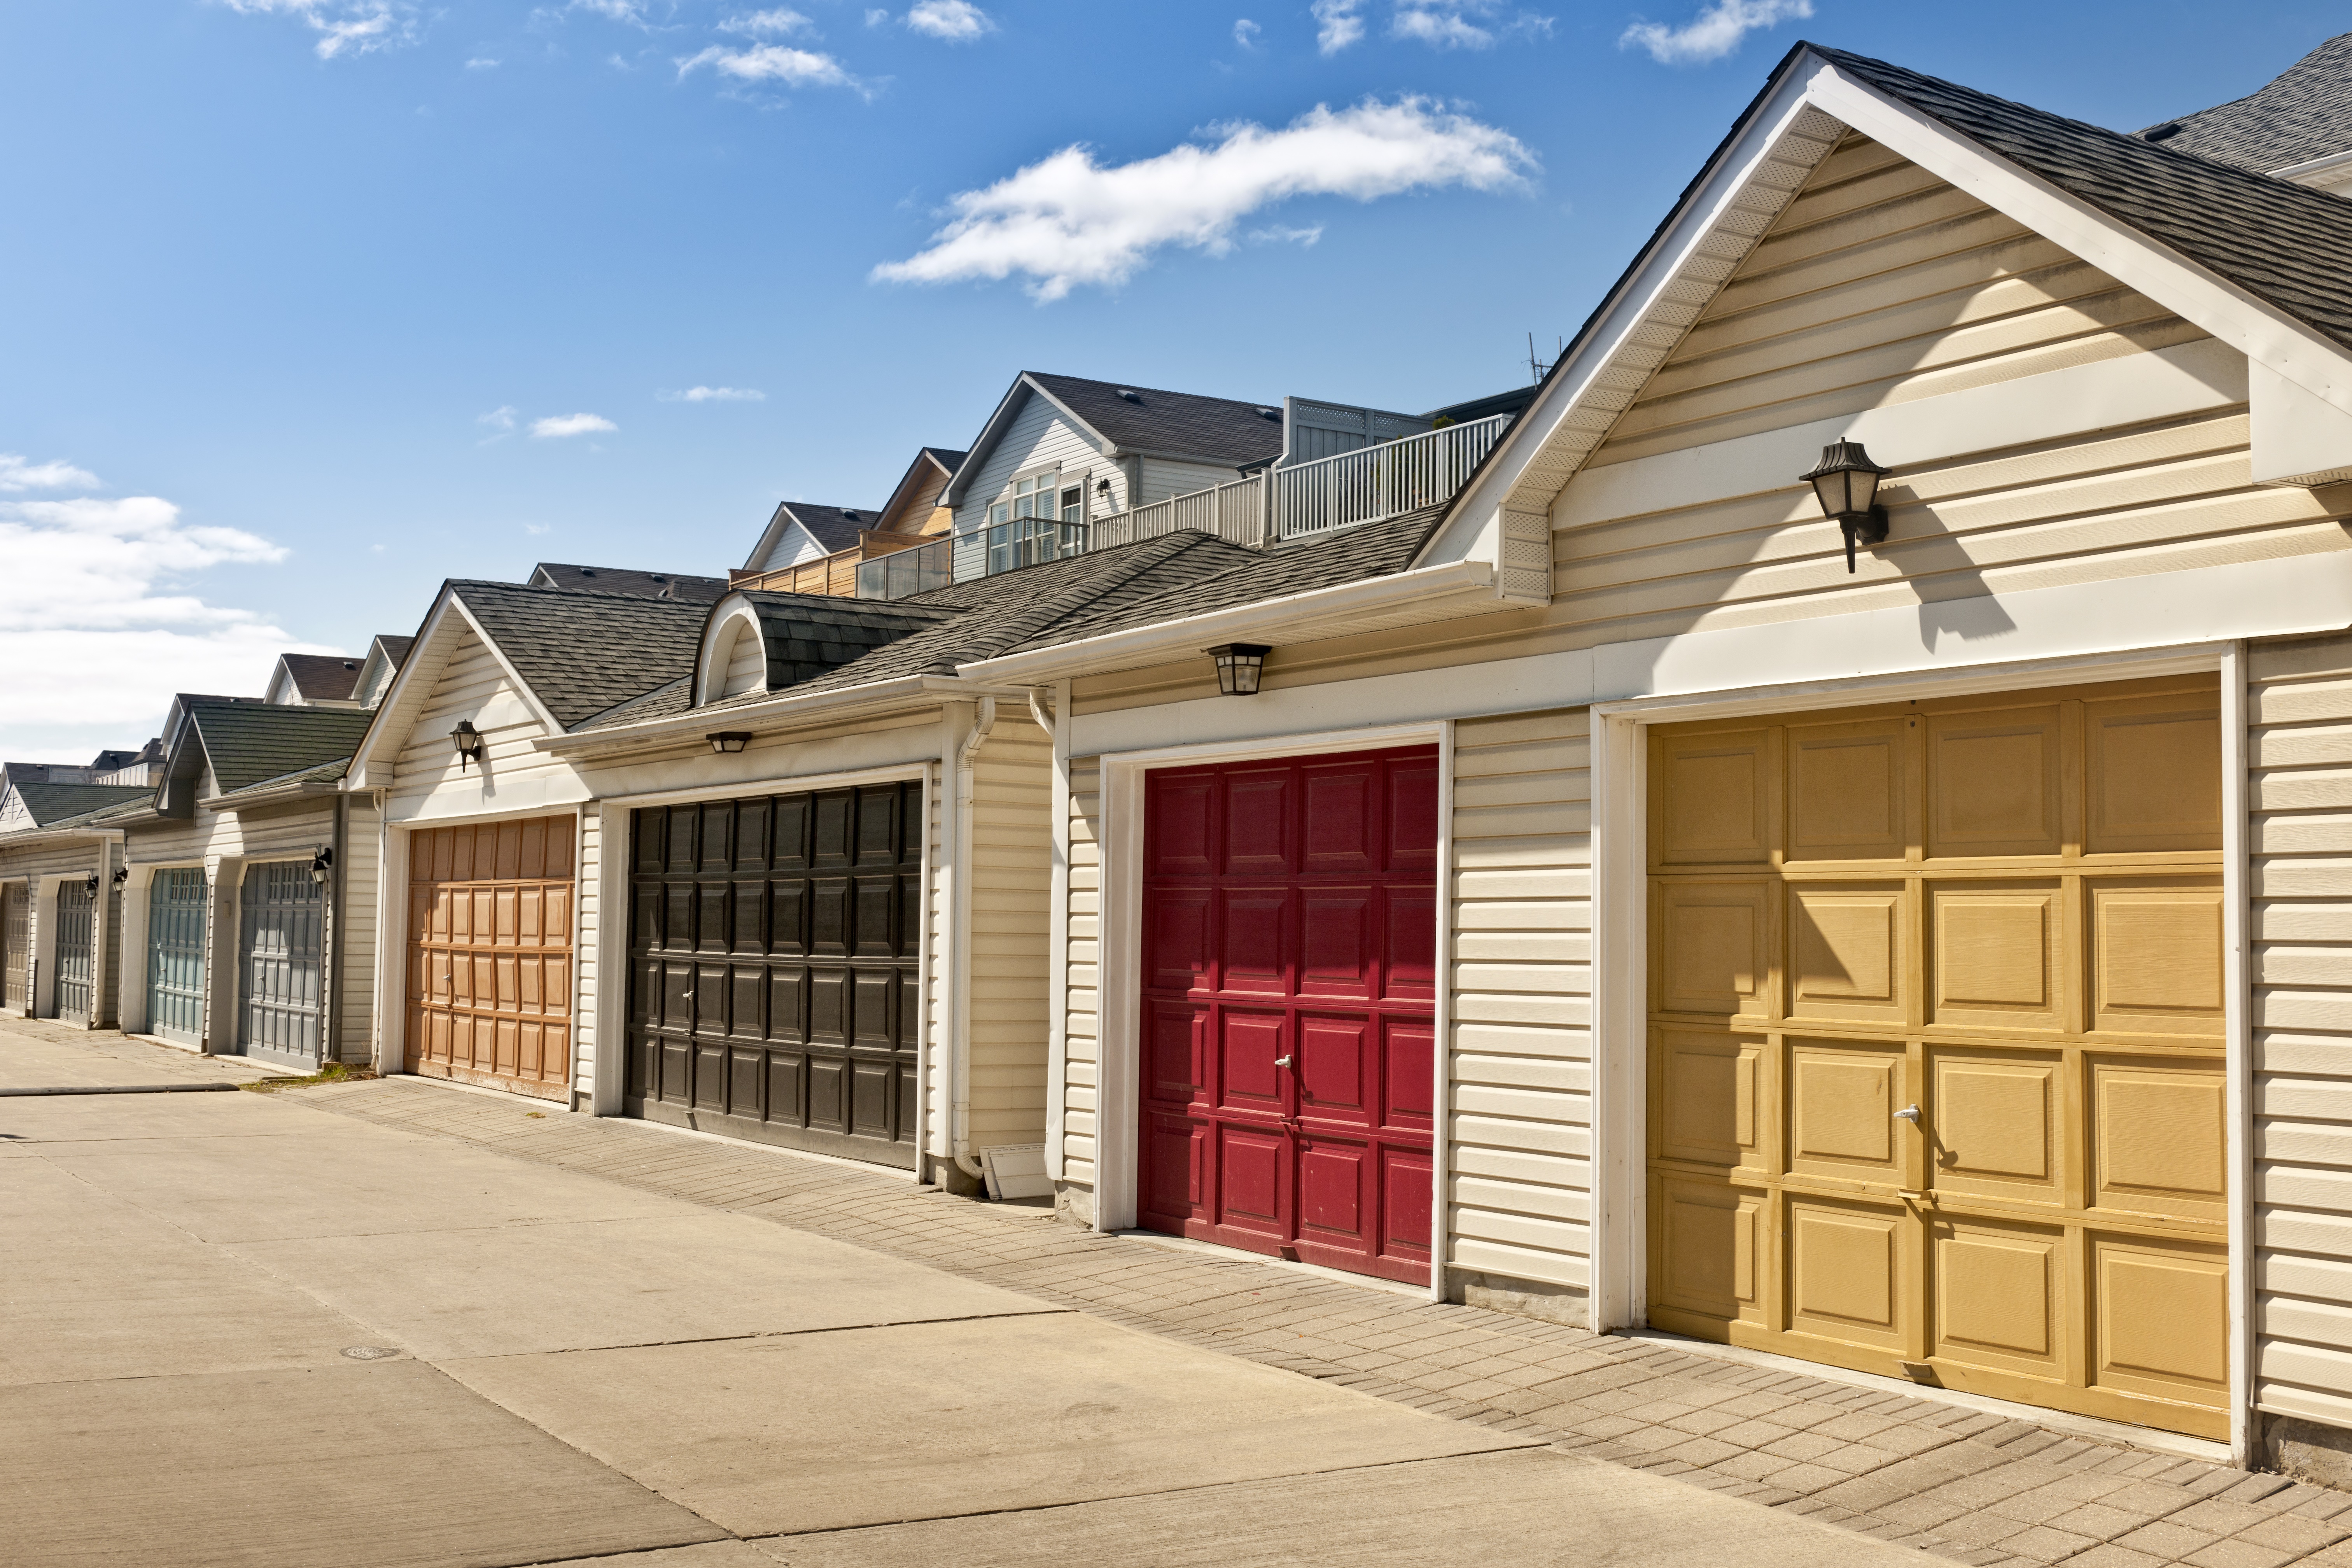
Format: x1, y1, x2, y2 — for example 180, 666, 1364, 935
1647, 674, 2228, 1438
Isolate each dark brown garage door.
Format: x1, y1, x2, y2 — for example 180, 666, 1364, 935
625, 781, 923, 1167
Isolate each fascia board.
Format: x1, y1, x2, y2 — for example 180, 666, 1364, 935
695, 596, 765, 707
1419, 66, 1829, 567
346, 589, 521, 790
1806, 61, 2352, 416
954, 559, 1497, 686
538, 674, 1014, 759
944, 378, 1044, 509
740, 504, 796, 574
206, 780, 342, 813
2272, 146, 2352, 185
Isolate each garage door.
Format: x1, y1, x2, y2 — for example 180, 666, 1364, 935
407, 817, 574, 1101
147, 868, 207, 1046
1647, 675, 2228, 1438
1138, 745, 1439, 1285
625, 782, 922, 1167
240, 861, 322, 1067
3, 883, 26, 1012
53, 878, 94, 1024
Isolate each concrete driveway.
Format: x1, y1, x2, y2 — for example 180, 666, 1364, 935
0, 1024, 1924, 1567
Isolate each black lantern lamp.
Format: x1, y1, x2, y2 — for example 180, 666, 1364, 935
310, 845, 333, 886
707, 732, 752, 754
1801, 440, 1891, 573
83, 870, 100, 894
110, 866, 128, 886
450, 719, 484, 771
1206, 644, 1271, 697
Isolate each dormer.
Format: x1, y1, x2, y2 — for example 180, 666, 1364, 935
691, 592, 962, 708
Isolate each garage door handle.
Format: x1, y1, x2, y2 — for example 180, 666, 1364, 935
1274, 1054, 1293, 1070
1894, 1104, 1920, 1122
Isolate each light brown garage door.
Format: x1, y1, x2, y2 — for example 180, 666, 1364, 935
407, 816, 575, 1102
1647, 674, 2228, 1438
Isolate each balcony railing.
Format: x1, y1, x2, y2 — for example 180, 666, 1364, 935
855, 518, 1087, 600
853, 413, 1511, 602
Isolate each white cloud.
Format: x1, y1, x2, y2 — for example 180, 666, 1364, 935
1248, 223, 1324, 245
523, 522, 554, 535
0, 491, 331, 752
1234, 17, 1261, 47
657, 386, 767, 402
905, 0, 993, 40
221, 0, 417, 60
719, 7, 814, 36
1390, 1, 1553, 49
530, 412, 618, 438
864, 6, 888, 22
477, 405, 518, 431
873, 96, 1533, 301
676, 42, 861, 89
1620, 0, 1809, 64
466, 56, 499, 68
0, 455, 101, 493
571, 0, 649, 23
1310, 0, 1364, 53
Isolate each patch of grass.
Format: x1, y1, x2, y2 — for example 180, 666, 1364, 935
239, 1062, 378, 1094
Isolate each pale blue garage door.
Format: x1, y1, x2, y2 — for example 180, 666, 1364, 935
147, 869, 207, 1046
239, 861, 322, 1067
52, 878, 94, 1024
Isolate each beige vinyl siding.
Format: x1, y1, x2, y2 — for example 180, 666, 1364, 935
573, 804, 602, 1097
952, 393, 1119, 535
2247, 632, 2352, 1430
1137, 457, 1246, 507
100, 847, 122, 1028
0, 838, 113, 1020
387, 622, 581, 814
1545, 131, 2342, 648
966, 714, 1052, 1152
719, 623, 764, 699
1060, 756, 1103, 1190
1447, 709, 1594, 1301
336, 801, 380, 1062
923, 755, 951, 1159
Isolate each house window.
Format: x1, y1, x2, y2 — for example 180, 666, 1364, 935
1061, 481, 1085, 523
990, 469, 1059, 527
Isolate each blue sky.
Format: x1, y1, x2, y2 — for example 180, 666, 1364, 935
2, 0, 2344, 759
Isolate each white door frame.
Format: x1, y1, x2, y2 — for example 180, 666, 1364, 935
1085, 718, 1454, 1284
1585, 638, 2252, 1463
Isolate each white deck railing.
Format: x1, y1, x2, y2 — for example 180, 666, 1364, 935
1270, 414, 1510, 539
855, 413, 1511, 599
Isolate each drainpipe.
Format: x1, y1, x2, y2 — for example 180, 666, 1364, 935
950, 695, 998, 1184
322, 788, 349, 1069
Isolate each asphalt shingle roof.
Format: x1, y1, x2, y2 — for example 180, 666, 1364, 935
2135, 32, 2352, 173
451, 580, 711, 730
189, 704, 378, 795
1028, 373, 1285, 467
529, 563, 729, 602
777, 504, 881, 555
278, 653, 363, 703
1817, 45, 2352, 355
7, 782, 152, 827
373, 634, 416, 666
738, 594, 962, 690
215, 756, 352, 799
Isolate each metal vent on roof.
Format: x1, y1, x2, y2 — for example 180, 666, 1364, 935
1258, 408, 1280, 420
2143, 123, 2182, 142
649, 573, 666, 582
843, 510, 860, 521
343, 661, 357, 670
1117, 389, 1143, 402
579, 567, 597, 576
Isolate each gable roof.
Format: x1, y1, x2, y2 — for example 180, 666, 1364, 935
274, 652, 363, 704
874, 448, 968, 535
1429, 39, 2352, 561
528, 563, 728, 602
739, 502, 882, 573
715, 594, 962, 702
185, 704, 379, 796
372, 634, 416, 666
945, 372, 1285, 509
2137, 31, 2352, 174
5, 782, 150, 828
451, 580, 712, 730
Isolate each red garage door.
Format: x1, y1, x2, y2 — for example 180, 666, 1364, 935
1139, 745, 1439, 1284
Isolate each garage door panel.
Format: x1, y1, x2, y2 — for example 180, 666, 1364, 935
1650, 677, 2227, 1437
407, 817, 576, 1102
1140, 745, 1437, 1284
627, 783, 921, 1167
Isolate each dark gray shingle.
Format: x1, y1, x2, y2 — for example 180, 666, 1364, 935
2135, 32, 2352, 173
1029, 373, 1285, 467
452, 580, 710, 729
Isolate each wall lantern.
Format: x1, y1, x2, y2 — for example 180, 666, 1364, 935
1800, 439, 1891, 573
310, 845, 334, 886
83, 871, 101, 894
707, 732, 752, 754
110, 866, 128, 887
450, 719, 484, 771
1206, 643, 1271, 697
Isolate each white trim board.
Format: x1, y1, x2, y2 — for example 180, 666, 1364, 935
1070, 550, 2352, 763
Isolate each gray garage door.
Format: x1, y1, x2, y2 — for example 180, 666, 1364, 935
147, 869, 207, 1046
53, 878, 94, 1023
2, 883, 25, 1013
239, 861, 323, 1067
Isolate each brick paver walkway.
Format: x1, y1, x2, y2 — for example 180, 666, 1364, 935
306, 1078, 2352, 1568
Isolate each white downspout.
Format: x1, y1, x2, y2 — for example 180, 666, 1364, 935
951, 695, 998, 1183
